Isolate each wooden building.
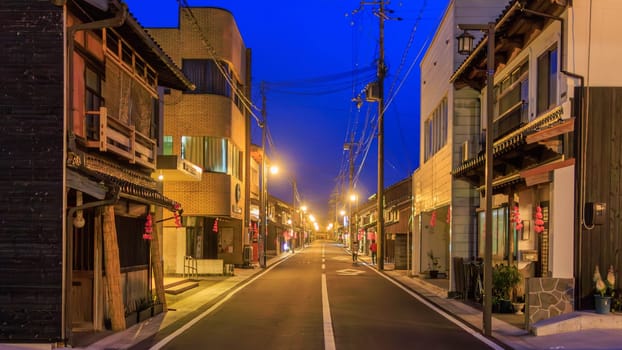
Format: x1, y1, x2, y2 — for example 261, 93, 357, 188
0, 0, 193, 346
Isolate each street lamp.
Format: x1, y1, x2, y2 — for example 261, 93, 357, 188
457, 22, 495, 337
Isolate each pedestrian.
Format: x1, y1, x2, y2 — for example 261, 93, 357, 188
370, 240, 378, 265
352, 240, 359, 262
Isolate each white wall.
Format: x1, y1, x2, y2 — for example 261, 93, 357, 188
566, 0, 622, 86
550, 165, 575, 278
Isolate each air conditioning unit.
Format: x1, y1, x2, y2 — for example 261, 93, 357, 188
365, 82, 380, 102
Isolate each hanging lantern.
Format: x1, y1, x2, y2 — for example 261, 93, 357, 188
534, 205, 545, 233
173, 203, 182, 228
430, 211, 437, 228
513, 206, 523, 231
143, 213, 153, 240
212, 218, 219, 232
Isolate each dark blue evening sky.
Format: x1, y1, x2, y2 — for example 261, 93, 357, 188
124, 0, 449, 224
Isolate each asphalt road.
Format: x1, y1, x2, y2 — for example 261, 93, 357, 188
152, 241, 498, 350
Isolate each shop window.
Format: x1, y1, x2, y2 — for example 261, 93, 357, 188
477, 206, 509, 260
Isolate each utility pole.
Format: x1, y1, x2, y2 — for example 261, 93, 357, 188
376, 0, 386, 270
344, 142, 356, 251
259, 82, 267, 268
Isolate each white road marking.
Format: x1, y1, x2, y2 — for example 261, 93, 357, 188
149, 255, 291, 350
335, 268, 365, 276
364, 265, 504, 350
322, 273, 336, 350
322, 263, 325, 270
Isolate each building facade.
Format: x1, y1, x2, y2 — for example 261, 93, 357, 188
448, 0, 622, 324
148, 7, 252, 268
413, 0, 507, 285
0, 0, 193, 345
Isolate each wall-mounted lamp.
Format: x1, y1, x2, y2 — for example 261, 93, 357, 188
456, 30, 475, 55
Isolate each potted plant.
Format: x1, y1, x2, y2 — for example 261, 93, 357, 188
492, 264, 521, 313
427, 250, 441, 279
593, 265, 616, 314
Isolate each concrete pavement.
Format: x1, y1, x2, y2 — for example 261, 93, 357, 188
69, 243, 622, 350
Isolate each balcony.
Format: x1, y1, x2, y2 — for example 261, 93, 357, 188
84, 106, 156, 169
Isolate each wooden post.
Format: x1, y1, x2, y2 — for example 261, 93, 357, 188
150, 213, 167, 310
102, 205, 125, 330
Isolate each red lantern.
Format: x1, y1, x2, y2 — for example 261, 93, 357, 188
212, 218, 219, 232
513, 206, 523, 231
534, 205, 545, 233
430, 211, 437, 227
143, 213, 153, 240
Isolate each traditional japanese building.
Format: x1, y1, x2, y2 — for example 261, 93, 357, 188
0, 0, 194, 346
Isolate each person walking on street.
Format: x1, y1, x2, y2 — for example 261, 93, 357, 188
370, 240, 378, 265
352, 240, 359, 263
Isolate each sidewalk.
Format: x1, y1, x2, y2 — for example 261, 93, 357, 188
73, 245, 622, 350
70, 252, 294, 350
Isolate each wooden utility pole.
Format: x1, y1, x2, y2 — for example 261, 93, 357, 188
102, 205, 125, 330
376, 0, 386, 270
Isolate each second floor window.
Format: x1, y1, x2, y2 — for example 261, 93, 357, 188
180, 136, 243, 179
537, 45, 559, 115
494, 61, 529, 139
424, 97, 448, 162
181, 136, 228, 173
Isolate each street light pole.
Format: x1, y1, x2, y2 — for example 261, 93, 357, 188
457, 22, 495, 337
259, 82, 268, 268
377, 0, 386, 271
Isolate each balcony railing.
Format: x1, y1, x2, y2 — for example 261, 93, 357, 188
84, 106, 156, 169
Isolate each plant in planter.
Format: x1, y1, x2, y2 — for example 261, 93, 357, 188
492, 264, 521, 313
427, 250, 441, 278
593, 265, 616, 314
136, 297, 152, 322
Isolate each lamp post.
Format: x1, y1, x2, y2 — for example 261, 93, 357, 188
457, 22, 495, 337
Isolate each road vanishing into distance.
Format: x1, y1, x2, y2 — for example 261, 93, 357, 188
144, 241, 501, 350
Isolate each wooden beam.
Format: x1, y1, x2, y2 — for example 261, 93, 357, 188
526, 118, 575, 144
150, 211, 167, 311
520, 158, 576, 180
103, 205, 125, 330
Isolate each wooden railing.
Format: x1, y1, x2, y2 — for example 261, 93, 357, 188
84, 107, 156, 169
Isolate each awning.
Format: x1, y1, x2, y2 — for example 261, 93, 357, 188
67, 152, 181, 211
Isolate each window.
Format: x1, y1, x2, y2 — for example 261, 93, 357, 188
229, 143, 243, 181
181, 136, 228, 173
537, 45, 558, 115
163, 136, 173, 155
424, 97, 448, 161
477, 206, 509, 259
182, 59, 232, 97
494, 61, 529, 139
85, 65, 103, 140
181, 136, 242, 176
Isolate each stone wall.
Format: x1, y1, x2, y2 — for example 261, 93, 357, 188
526, 277, 574, 330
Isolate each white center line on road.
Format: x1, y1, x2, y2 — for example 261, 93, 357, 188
321, 273, 336, 350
